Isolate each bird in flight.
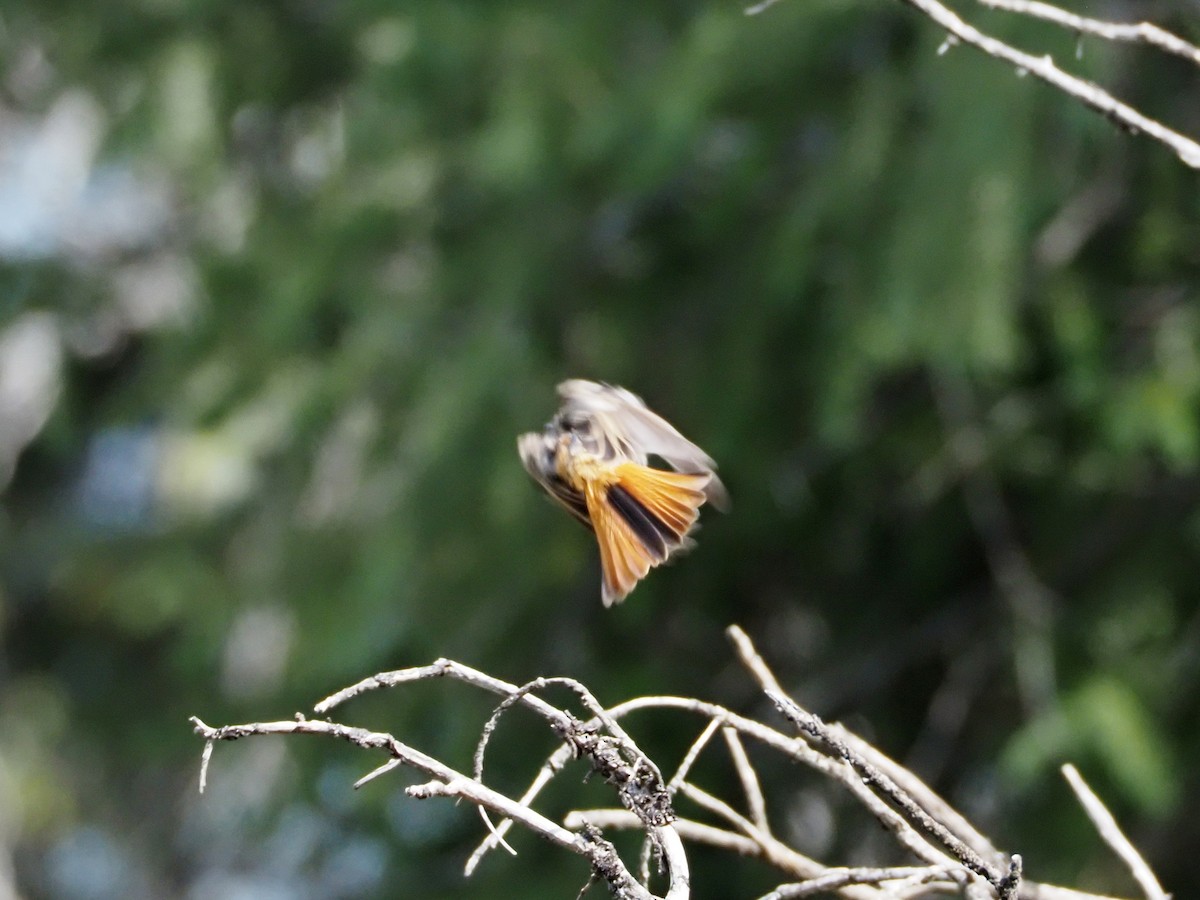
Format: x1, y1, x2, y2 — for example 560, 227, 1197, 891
518, 380, 727, 606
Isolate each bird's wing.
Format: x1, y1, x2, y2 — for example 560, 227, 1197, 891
557, 380, 728, 510
517, 430, 592, 527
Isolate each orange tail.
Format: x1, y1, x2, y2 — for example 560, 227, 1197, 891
584, 462, 712, 606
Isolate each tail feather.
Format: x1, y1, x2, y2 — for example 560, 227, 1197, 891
585, 492, 656, 606
585, 462, 713, 605
614, 462, 710, 540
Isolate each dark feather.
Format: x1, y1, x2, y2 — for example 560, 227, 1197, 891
605, 485, 669, 561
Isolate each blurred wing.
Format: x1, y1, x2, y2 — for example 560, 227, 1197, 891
557, 380, 729, 510
517, 431, 591, 528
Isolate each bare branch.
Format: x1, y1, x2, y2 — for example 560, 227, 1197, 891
901, 0, 1200, 167
485, 691, 962, 880
727, 624, 786, 696
565, 808, 857, 895
567, 810, 764, 857
193, 634, 1161, 900
668, 716, 724, 793
676, 780, 764, 842
975, 0, 1200, 68
765, 691, 999, 893
728, 627, 977, 877
320, 661, 676, 832
838, 727, 1005, 868
1061, 765, 1170, 900
468, 674, 670, 856
314, 659, 567, 723
197, 736, 213, 794
748, 0, 1200, 168
757, 865, 961, 899
190, 717, 589, 854
655, 828, 692, 900
467, 693, 849, 875
353, 757, 402, 789
189, 708, 682, 900
722, 726, 770, 834
466, 745, 571, 874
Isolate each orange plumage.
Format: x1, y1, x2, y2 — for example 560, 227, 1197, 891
518, 381, 726, 606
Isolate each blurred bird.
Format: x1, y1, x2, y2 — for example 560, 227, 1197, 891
518, 380, 727, 606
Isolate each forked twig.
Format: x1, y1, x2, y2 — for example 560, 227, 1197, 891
975, 0, 1200, 67
191, 689, 683, 900
748, 0, 1200, 168
723, 726, 770, 834
190, 626, 1160, 900
765, 689, 1014, 897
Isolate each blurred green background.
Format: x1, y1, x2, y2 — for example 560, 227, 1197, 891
2, 0, 1198, 897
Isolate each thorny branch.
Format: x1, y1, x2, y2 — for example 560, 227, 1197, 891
191, 626, 1164, 900
748, 0, 1200, 169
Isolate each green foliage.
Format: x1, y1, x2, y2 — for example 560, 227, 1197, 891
2, 0, 1199, 896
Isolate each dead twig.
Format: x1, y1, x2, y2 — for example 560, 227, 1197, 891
756, 865, 962, 899
765, 690, 1012, 897
189, 715, 650, 896
190, 628, 1159, 900
1061, 765, 1170, 900
974, 0, 1200, 68
723, 726, 770, 834
191, 689, 685, 900
747, 0, 1200, 168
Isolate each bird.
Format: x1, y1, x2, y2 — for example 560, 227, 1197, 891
518, 379, 727, 606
